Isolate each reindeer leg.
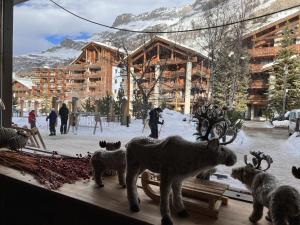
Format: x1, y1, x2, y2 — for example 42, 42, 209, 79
270, 204, 288, 225
94, 166, 105, 188
288, 215, 300, 225
126, 163, 140, 212
172, 179, 188, 217
117, 167, 126, 188
160, 173, 173, 225
249, 201, 263, 223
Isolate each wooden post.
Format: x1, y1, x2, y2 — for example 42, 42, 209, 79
0, 0, 14, 127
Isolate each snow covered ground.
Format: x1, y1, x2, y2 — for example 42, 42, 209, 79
12, 109, 300, 192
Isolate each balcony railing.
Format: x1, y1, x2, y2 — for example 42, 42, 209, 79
248, 45, 300, 58
248, 95, 267, 105
250, 80, 268, 89
66, 74, 85, 80
65, 83, 86, 88
250, 64, 264, 73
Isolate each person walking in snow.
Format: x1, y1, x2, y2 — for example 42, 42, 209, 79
59, 103, 69, 134
46, 108, 57, 136
148, 107, 164, 139
28, 110, 36, 129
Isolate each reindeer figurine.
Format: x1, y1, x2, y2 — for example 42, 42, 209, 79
126, 136, 237, 225
193, 103, 241, 180
0, 128, 29, 150
232, 151, 300, 225
90, 140, 126, 188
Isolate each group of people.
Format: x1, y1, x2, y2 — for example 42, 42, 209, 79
29, 105, 164, 138
28, 103, 78, 136
47, 103, 79, 136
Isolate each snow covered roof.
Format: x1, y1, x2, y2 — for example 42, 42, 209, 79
13, 76, 34, 89
244, 10, 300, 39
81, 41, 126, 54
70, 41, 126, 65
130, 35, 209, 60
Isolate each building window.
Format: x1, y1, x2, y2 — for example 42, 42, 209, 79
115, 69, 118, 73
114, 90, 117, 94
115, 79, 118, 84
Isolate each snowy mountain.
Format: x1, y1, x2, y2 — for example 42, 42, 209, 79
13, 39, 85, 72
13, 0, 300, 72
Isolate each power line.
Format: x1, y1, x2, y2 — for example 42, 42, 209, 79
49, 0, 300, 34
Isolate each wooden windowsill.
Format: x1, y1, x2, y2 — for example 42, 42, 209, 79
0, 164, 270, 225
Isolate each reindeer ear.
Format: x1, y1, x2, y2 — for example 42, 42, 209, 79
207, 138, 219, 150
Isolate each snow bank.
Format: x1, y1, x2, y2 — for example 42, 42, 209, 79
288, 132, 300, 151
272, 120, 289, 128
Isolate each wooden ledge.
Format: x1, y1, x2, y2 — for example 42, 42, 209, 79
0, 165, 270, 225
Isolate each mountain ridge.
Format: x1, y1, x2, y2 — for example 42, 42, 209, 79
13, 0, 299, 72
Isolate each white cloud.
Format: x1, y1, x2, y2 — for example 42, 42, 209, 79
13, 0, 194, 55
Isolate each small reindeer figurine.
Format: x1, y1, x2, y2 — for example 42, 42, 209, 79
90, 140, 126, 188
232, 151, 300, 225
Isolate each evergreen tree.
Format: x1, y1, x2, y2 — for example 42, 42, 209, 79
267, 28, 300, 116
81, 97, 95, 112
213, 37, 249, 113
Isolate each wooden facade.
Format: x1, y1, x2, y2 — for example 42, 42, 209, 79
244, 11, 300, 120
129, 36, 210, 112
64, 42, 125, 101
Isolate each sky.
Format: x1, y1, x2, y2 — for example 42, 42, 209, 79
13, 0, 194, 56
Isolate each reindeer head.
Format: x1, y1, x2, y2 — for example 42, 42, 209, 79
207, 138, 237, 166
231, 151, 273, 187
193, 103, 239, 145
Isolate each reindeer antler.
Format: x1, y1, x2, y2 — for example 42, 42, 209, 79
292, 167, 300, 179
99, 141, 106, 148
193, 103, 238, 145
244, 151, 273, 171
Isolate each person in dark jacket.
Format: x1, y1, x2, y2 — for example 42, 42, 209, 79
58, 103, 69, 134
148, 107, 164, 139
46, 108, 57, 136
28, 110, 36, 129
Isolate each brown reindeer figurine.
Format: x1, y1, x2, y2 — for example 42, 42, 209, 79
232, 151, 300, 225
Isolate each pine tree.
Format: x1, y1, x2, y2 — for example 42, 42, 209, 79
81, 97, 95, 112
213, 37, 249, 113
267, 28, 300, 116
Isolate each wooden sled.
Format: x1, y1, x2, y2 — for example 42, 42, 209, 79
12, 126, 47, 150
141, 171, 229, 218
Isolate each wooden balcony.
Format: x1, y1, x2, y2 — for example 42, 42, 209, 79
66, 74, 85, 80
248, 44, 300, 58
250, 64, 264, 73
66, 64, 87, 72
65, 83, 86, 88
87, 82, 102, 88
87, 73, 102, 79
248, 95, 267, 105
250, 80, 268, 89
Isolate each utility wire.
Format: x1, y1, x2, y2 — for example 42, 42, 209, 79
49, 0, 300, 34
